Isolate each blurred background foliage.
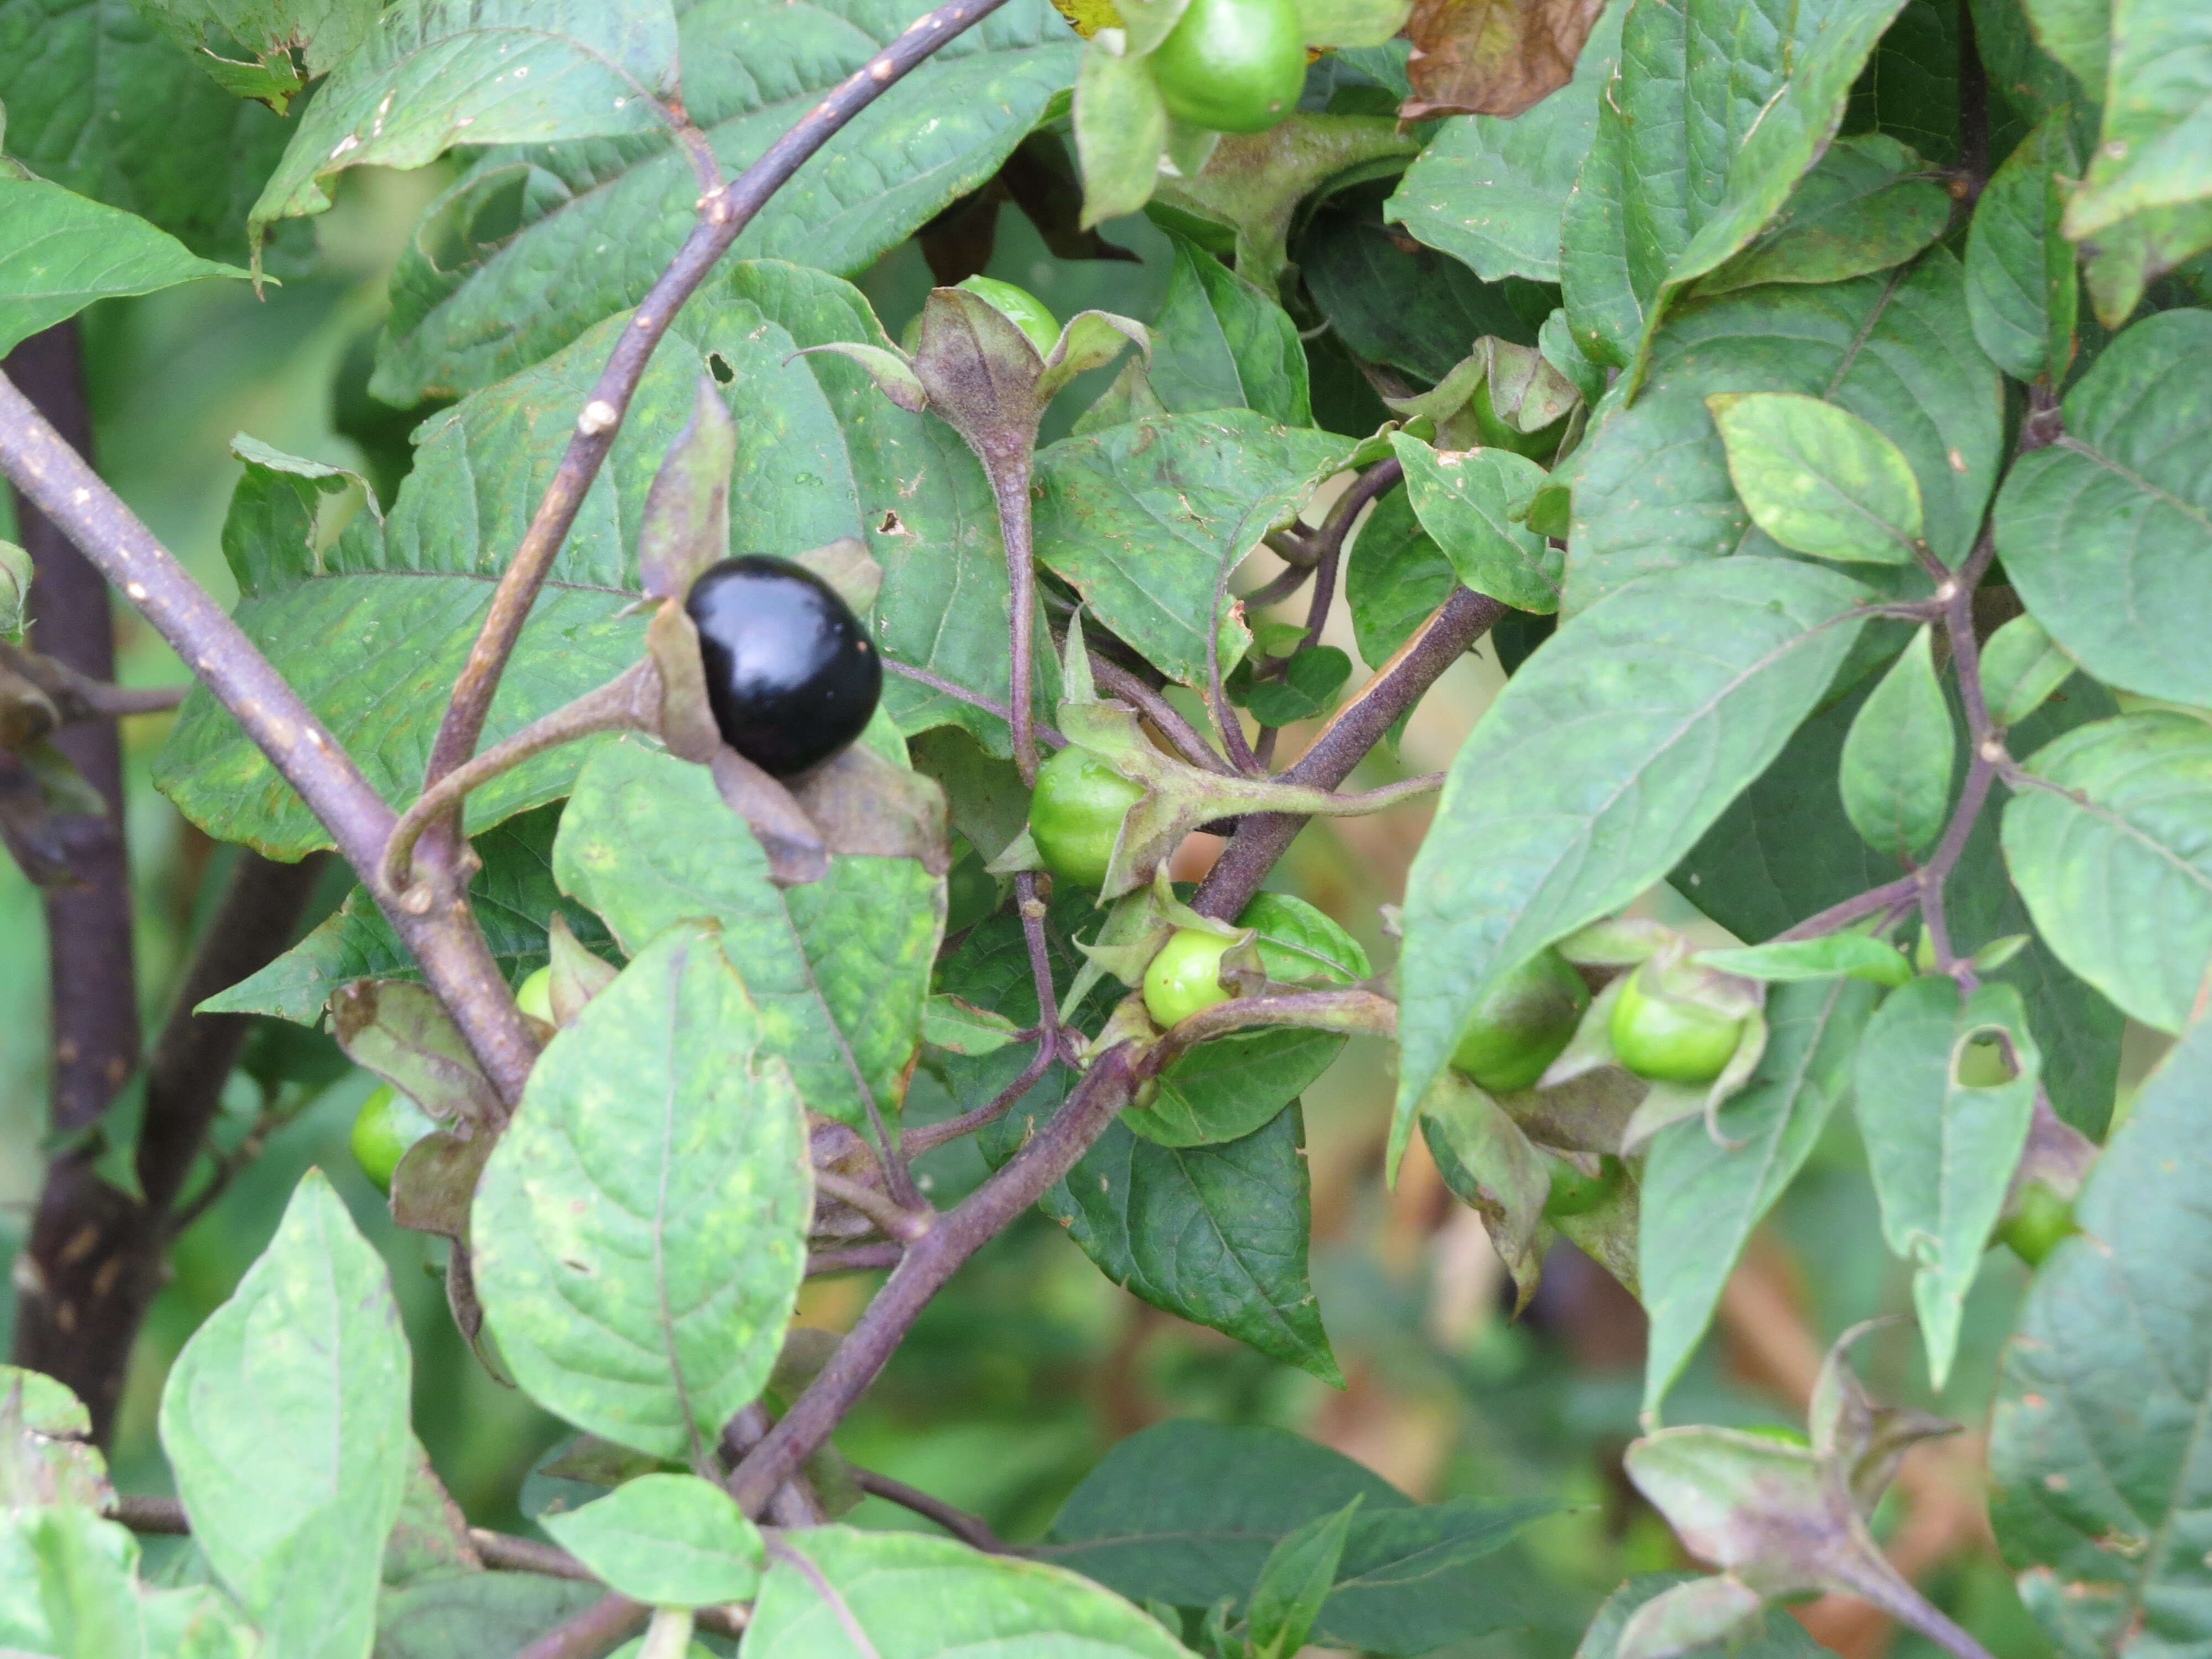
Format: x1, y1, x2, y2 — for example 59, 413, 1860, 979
0, 154, 2086, 1659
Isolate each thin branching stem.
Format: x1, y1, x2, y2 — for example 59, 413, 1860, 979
421, 0, 1021, 805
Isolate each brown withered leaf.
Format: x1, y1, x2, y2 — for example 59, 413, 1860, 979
787, 741, 950, 874
390, 1126, 497, 1241
1402, 0, 1609, 120
329, 980, 504, 1130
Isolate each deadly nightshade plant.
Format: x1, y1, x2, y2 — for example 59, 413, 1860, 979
0, 0, 2203, 1655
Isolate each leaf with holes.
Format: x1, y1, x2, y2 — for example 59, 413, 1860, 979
1855, 975, 2040, 1387
471, 923, 811, 1459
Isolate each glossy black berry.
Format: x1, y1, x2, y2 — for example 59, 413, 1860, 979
685, 555, 881, 777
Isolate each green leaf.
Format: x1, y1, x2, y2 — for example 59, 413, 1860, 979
553, 739, 943, 1128
1559, 0, 1912, 372
1145, 231, 1312, 428
0, 0, 303, 262
2002, 710, 2212, 1034
471, 924, 811, 1460
1566, 252, 2000, 612
157, 1169, 412, 1659
1150, 114, 1423, 296
1248, 1499, 1360, 1659
2060, 0, 2212, 244
1993, 309, 2212, 709
1038, 1420, 1547, 1655
1381, 0, 1624, 284
1240, 646, 1354, 727
1033, 412, 1353, 686
539, 1473, 763, 1609
1980, 614, 2077, 728
138, 0, 379, 101
1989, 1015, 2212, 1659
1707, 392, 1926, 566
997, 1103, 1341, 1381
2080, 199, 2212, 328
249, 0, 680, 254
1388, 436, 1562, 611
156, 309, 690, 856
1395, 557, 1871, 1162
1123, 892, 1371, 1147
1641, 976, 1881, 1420
1345, 485, 1457, 669
1691, 134, 1952, 297
1420, 1071, 1550, 1299
1075, 34, 1168, 227
1678, 673, 2127, 1135
1838, 625, 1955, 859
747, 1526, 1194, 1659
0, 1506, 257, 1659
1577, 1574, 1828, 1659
0, 178, 244, 358
373, 0, 1079, 401
922, 994, 1023, 1056
1697, 937, 1913, 986
204, 804, 616, 1023
1966, 114, 2082, 383
371, 1574, 611, 1659
1298, 206, 1533, 385
1855, 975, 2041, 1387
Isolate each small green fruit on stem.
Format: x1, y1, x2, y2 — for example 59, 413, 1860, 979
1030, 744, 1145, 888
1144, 928, 1238, 1026
954, 275, 1061, 356
1449, 946, 1589, 1093
1541, 1151, 1622, 1218
1147, 0, 1307, 134
515, 966, 554, 1023
349, 1083, 439, 1196
1998, 1182, 2077, 1267
1609, 963, 1746, 1086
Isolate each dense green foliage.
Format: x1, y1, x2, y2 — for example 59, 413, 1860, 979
0, 0, 2208, 1655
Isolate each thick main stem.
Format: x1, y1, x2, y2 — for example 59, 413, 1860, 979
0, 374, 540, 1105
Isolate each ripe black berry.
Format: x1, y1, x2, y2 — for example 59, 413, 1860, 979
685, 555, 881, 777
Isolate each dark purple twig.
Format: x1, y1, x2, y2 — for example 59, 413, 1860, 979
885, 656, 1065, 750
1088, 655, 1230, 774
1194, 585, 1503, 922
808, 1243, 906, 1275
1773, 875, 1922, 942
729, 1042, 1146, 1513
513, 1593, 649, 1659
853, 1469, 1014, 1552
901, 1036, 1060, 1156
